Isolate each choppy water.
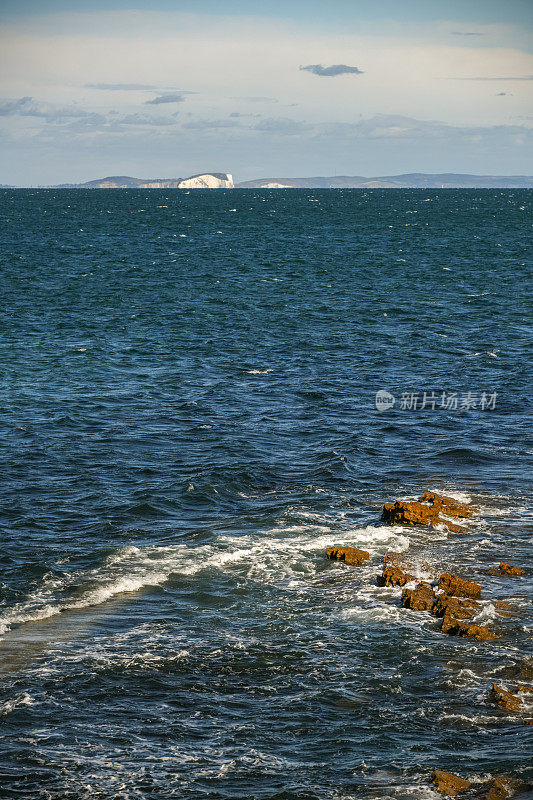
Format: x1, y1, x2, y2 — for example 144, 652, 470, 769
0, 188, 531, 799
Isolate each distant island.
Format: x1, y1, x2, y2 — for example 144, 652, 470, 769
2, 172, 533, 189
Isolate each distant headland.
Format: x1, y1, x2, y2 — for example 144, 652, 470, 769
2, 172, 533, 189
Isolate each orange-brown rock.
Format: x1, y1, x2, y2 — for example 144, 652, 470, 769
489, 684, 522, 711
441, 615, 498, 640
438, 573, 481, 599
494, 600, 518, 617
402, 582, 436, 611
431, 769, 471, 795
464, 777, 509, 800
432, 594, 481, 620
381, 499, 468, 532
383, 551, 409, 567
382, 500, 438, 526
422, 491, 478, 518
377, 564, 415, 587
499, 562, 525, 576
326, 546, 370, 566
518, 684, 533, 694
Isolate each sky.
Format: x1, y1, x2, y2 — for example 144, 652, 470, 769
0, 1, 532, 184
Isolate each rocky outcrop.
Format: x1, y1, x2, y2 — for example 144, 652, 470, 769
438, 574, 482, 599
441, 616, 498, 641
430, 771, 510, 799
377, 565, 415, 587
326, 547, 370, 566
494, 600, 518, 617
486, 562, 525, 577
422, 491, 478, 518
489, 684, 522, 711
432, 594, 481, 620
381, 496, 469, 533
401, 582, 435, 611
178, 173, 234, 189
431, 770, 471, 795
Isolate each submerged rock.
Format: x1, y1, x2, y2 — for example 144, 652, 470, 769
432, 594, 481, 620
430, 769, 471, 795
401, 582, 435, 611
377, 565, 415, 587
441, 615, 498, 641
438, 573, 482, 599
421, 491, 478, 518
326, 546, 370, 566
494, 600, 518, 617
486, 562, 525, 577
463, 777, 509, 800
499, 562, 525, 576
383, 550, 409, 567
489, 684, 522, 711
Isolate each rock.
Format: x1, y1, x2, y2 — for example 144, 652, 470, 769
499, 562, 525, 576
383, 551, 409, 567
381, 499, 468, 533
485, 562, 525, 577
377, 565, 415, 587
463, 777, 509, 800
382, 500, 438, 527
518, 685, 533, 694
430, 769, 471, 795
402, 582, 436, 611
438, 573, 482, 599
489, 684, 522, 711
441, 615, 498, 640
326, 546, 370, 566
494, 600, 518, 617
432, 594, 481, 620
422, 491, 478, 518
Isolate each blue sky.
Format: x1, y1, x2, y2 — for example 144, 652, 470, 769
0, 1, 532, 183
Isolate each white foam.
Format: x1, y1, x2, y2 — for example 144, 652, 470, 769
0, 692, 33, 716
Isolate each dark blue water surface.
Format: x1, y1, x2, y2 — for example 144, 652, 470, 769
0, 189, 531, 799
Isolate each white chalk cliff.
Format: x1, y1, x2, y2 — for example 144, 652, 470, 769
178, 173, 234, 189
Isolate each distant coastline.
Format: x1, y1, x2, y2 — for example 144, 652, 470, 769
2, 172, 533, 189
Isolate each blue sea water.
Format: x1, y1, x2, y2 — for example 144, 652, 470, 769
0, 188, 531, 799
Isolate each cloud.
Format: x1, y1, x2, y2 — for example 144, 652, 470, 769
299, 64, 364, 77
0, 96, 92, 121
495, 92, 511, 96
118, 113, 177, 126
84, 83, 157, 90
252, 117, 311, 135
182, 119, 241, 130
457, 75, 533, 81
234, 96, 278, 103
145, 93, 186, 105
451, 31, 483, 36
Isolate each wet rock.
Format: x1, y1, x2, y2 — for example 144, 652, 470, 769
377, 565, 415, 587
383, 551, 409, 567
381, 499, 468, 533
441, 615, 498, 640
499, 562, 525, 576
382, 500, 438, 527
422, 491, 478, 518
486, 562, 525, 577
430, 769, 471, 795
489, 684, 522, 711
432, 594, 481, 620
402, 582, 436, 611
494, 600, 518, 617
326, 547, 370, 566
438, 573, 482, 599
463, 777, 509, 800
518, 685, 533, 694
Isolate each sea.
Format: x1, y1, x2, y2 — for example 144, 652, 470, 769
0, 188, 531, 799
